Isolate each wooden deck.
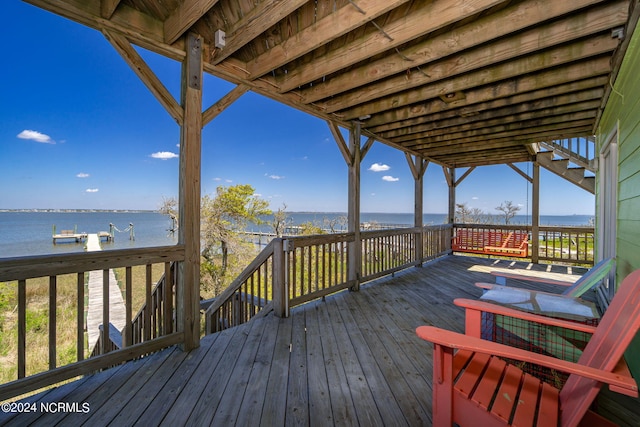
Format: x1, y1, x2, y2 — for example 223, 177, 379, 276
2, 256, 638, 426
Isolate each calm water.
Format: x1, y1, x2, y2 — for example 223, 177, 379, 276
0, 212, 178, 258
0, 211, 593, 258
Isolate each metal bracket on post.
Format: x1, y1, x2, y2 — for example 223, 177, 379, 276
188, 34, 202, 90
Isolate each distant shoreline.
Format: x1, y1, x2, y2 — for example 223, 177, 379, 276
0, 209, 595, 216
0, 209, 155, 213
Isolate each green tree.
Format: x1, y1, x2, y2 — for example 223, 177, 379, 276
496, 200, 521, 225
200, 184, 271, 296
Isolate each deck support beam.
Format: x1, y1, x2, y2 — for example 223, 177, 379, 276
329, 120, 369, 292
348, 122, 362, 291
407, 154, 428, 263
444, 167, 456, 225
532, 162, 540, 263
177, 32, 203, 351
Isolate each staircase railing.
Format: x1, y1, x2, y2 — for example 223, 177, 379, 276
539, 136, 596, 172
90, 261, 177, 358
203, 225, 453, 334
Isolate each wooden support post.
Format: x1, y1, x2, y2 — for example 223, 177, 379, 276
532, 162, 540, 263
348, 122, 362, 291
177, 33, 203, 351
273, 239, 289, 317
407, 154, 428, 265
447, 167, 456, 224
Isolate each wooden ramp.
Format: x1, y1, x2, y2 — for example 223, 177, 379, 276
85, 234, 126, 350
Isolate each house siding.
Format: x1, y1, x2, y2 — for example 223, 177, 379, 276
597, 18, 640, 381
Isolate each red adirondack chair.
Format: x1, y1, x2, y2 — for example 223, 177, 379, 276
416, 269, 640, 426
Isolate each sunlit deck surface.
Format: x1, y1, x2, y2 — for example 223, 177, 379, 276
3, 256, 639, 426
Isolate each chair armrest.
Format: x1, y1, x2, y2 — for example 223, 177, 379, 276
454, 298, 598, 335
473, 283, 599, 303
416, 326, 638, 397
491, 271, 575, 287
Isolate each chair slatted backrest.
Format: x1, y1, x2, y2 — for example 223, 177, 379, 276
562, 257, 614, 297
559, 269, 640, 426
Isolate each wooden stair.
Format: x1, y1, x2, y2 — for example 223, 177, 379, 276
536, 150, 595, 194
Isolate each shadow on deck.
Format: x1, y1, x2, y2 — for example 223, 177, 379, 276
2, 256, 638, 426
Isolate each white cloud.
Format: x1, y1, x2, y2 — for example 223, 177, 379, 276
225, 179, 233, 183
150, 151, 179, 160
369, 163, 390, 172
76, 173, 90, 178
17, 130, 54, 144
472, 196, 479, 200
85, 188, 99, 193
371, 193, 376, 197
213, 177, 222, 181
382, 175, 399, 182
266, 174, 285, 180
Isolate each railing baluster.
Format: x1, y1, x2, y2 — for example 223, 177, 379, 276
18, 280, 26, 379
164, 262, 172, 334
145, 264, 152, 342
102, 269, 110, 355
49, 276, 57, 369
77, 273, 84, 361
125, 267, 132, 347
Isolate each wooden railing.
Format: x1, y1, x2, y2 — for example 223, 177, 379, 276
90, 261, 177, 357
204, 240, 277, 334
453, 224, 594, 265
204, 225, 452, 334
537, 226, 594, 265
0, 245, 185, 401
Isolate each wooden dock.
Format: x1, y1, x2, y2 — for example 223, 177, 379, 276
52, 230, 87, 243
85, 234, 126, 350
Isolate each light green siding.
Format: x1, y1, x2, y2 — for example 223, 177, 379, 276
597, 19, 640, 382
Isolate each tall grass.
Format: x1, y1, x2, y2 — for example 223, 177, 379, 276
0, 274, 83, 385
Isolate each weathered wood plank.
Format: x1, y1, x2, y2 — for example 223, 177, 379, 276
258, 315, 293, 426
304, 301, 334, 427
316, 2, 626, 110
233, 314, 281, 426
158, 328, 239, 426
164, 0, 220, 44
276, 0, 506, 93
339, 35, 619, 119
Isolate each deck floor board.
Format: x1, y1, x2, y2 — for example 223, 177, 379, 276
5, 255, 639, 426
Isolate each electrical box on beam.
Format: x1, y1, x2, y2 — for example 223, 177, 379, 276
214, 30, 226, 48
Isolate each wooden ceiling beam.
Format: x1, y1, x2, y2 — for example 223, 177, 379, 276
164, 0, 220, 45
410, 124, 594, 151
337, 34, 619, 119
362, 57, 611, 128
244, 0, 410, 78
370, 82, 606, 135
275, 0, 507, 94
430, 150, 533, 167
407, 119, 595, 150
211, 0, 309, 65
101, 0, 120, 19
303, 0, 626, 104
389, 101, 600, 143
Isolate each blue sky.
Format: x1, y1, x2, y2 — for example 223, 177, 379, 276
1, 1, 595, 215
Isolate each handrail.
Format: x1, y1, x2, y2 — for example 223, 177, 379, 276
203, 240, 277, 333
